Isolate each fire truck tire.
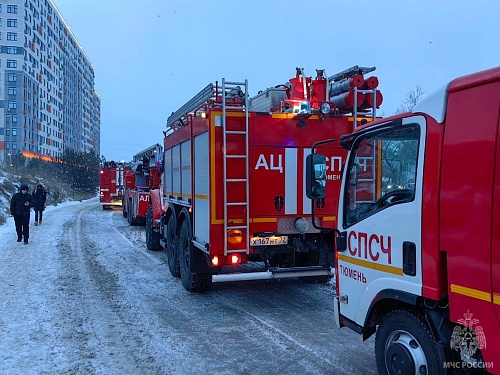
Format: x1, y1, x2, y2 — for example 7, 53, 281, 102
145, 206, 162, 251
122, 201, 127, 218
127, 203, 136, 226
375, 309, 445, 375
179, 219, 212, 292
166, 213, 180, 278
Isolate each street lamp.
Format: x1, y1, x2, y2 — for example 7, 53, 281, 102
8, 153, 12, 167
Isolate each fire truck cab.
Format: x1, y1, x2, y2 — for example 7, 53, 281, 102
307, 67, 500, 374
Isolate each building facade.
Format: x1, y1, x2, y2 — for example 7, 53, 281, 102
0, 0, 100, 166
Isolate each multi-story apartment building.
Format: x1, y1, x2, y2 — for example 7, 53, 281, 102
0, 0, 100, 166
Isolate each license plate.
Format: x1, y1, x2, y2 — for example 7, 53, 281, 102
250, 236, 288, 246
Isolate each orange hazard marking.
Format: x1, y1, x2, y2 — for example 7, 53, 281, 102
322, 216, 337, 222
450, 284, 492, 303
338, 253, 403, 276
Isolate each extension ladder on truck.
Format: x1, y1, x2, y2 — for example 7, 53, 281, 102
221, 79, 250, 257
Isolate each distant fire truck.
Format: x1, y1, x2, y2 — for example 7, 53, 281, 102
99, 161, 127, 210
306, 66, 500, 374
146, 66, 383, 292
122, 143, 162, 225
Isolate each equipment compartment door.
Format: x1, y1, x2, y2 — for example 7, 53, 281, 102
251, 147, 285, 216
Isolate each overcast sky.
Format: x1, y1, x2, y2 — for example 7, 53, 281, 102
52, 0, 500, 162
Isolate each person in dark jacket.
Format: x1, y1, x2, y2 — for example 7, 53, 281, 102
10, 184, 34, 244
33, 184, 47, 226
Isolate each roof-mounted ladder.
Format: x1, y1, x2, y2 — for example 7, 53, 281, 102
166, 83, 215, 129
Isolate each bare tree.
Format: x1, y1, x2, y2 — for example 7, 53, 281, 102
395, 85, 425, 114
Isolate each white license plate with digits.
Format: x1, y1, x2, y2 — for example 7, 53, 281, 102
250, 236, 288, 246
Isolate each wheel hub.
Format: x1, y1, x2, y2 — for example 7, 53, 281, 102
385, 331, 428, 375
386, 342, 415, 374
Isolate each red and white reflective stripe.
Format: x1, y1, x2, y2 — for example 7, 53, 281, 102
284, 148, 311, 215
303, 149, 312, 215
285, 148, 297, 214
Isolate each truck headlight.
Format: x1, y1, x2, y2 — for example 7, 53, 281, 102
320, 102, 331, 115
294, 218, 309, 233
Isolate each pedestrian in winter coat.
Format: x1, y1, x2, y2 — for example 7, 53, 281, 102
33, 184, 47, 226
10, 184, 33, 244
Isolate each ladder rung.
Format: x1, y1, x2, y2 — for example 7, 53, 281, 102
227, 225, 247, 229
224, 81, 246, 86
226, 155, 246, 159
226, 130, 246, 135
227, 202, 247, 206
227, 178, 247, 182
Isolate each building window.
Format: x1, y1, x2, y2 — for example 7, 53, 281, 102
8, 101, 16, 109
12, 128, 17, 136
7, 19, 17, 27
7, 32, 17, 41
7, 47, 17, 54
8, 87, 16, 95
6, 142, 9, 150
8, 73, 16, 82
7, 5, 17, 14
12, 142, 17, 150
12, 115, 17, 122
6, 128, 10, 136
7, 59, 16, 68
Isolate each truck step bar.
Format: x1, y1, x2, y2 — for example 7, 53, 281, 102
212, 266, 333, 283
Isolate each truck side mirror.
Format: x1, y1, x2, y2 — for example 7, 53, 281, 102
306, 153, 327, 199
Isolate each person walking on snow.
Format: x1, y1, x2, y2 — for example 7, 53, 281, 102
33, 184, 47, 226
10, 184, 33, 244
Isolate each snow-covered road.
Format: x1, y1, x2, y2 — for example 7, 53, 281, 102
0, 198, 376, 374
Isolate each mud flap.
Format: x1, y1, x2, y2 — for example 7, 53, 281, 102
334, 296, 342, 330
189, 244, 215, 274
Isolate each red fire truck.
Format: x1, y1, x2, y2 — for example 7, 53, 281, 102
306, 66, 500, 374
99, 161, 127, 210
122, 144, 162, 225
145, 65, 382, 292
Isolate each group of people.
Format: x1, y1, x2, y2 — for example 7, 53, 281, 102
10, 184, 47, 244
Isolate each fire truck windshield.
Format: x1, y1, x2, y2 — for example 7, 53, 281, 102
343, 125, 421, 228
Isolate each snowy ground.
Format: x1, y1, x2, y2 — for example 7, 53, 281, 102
0, 198, 376, 374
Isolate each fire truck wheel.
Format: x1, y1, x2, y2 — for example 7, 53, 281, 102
145, 206, 162, 251
375, 309, 445, 375
127, 203, 135, 225
166, 213, 180, 278
122, 203, 127, 218
179, 218, 212, 292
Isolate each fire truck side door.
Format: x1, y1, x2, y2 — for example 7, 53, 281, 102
337, 117, 426, 327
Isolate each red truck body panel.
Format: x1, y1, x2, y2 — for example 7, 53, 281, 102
439, 67, 500, 367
